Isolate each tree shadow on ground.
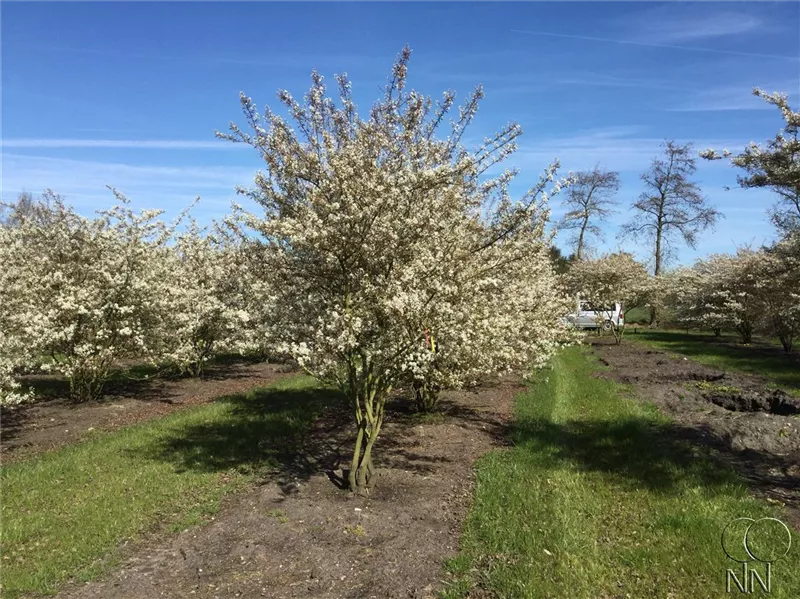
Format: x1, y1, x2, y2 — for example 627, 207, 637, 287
512, 410, 800, 531
136, 387, 508, 491
514, 413, 743, 495
0, 407, 36, 447
632, 331, 800, 392
138, 386, 349, 484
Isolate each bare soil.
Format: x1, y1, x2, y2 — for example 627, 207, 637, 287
53, 377, 520, 599
1, 362, 295, 463
590, 338, 800, 529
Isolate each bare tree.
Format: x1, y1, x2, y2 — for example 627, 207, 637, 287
620, 141, 721, 276
0, 191, 58, 229
558, 167, 619, 260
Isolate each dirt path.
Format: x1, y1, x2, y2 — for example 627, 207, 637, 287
590, 338, 800, 529
54, 377, 520, 599
1, 362, 295, 463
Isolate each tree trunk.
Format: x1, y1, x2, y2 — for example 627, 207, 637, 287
778, 333, 793, 353
649, 227, 662, 327
348, 384, 387, 495
611, 323, 624, 345
412, 379, 440, 412
576, 220, 587, 260
737, 322, 753, 344
654, 227, 663, 277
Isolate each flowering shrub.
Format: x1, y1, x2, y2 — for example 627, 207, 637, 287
666, 239, 800, 351
663, 266, 728, 336
565, 252, 654, 344
219, 47, 573, 492
0, 191, 172, 403
404, 203, 578, 412
765, 232, 800, 352
0, 226, 33, 406
151, 220, 254, 377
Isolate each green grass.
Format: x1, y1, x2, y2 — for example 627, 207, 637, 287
444, 347, 800, 598
631, 329, 800, 396
1, 375, 340, 598
624, 305, 652, 325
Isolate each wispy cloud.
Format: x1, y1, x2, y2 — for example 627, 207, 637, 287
511, 29, 799, 62
511, 128, 765, 175
554, 72, 686, 93
11, 41, 391, 73
668, 81, 799, 112
1, 154, 257, 219
513, 127, 660, 173
633, 12, 765, 44
1, 139, 242, 149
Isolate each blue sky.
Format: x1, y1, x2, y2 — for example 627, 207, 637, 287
2, 1, 799, 268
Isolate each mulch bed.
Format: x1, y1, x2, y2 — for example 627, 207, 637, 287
590, 337, 800, 530
51, 376, 520, 599
1, 362, 295, 464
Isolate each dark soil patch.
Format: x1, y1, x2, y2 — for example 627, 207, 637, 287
706, 389, 800, 416
53, 376, 521, 599
1, 362, 295, 463
590, 338, 800, 530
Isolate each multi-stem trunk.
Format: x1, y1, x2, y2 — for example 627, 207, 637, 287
412, 379, 440, 412
611, 323, 624, 345
736, 321, 753, 344
772, 314, 795, 353
348, 377, 389, 495
69, 366, 107, 403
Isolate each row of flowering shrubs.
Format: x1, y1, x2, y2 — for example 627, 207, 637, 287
0, 191, 269, 404
664, 233, 800, 351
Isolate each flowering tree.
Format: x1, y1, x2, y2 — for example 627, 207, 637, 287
565, 252, 653, 344
0, 226, 35, 406
663, 266, 728, 336
701, 89, 800, 233
0, 191, 172, 402
219, 47, 571, 493
151, 220, 254, 377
